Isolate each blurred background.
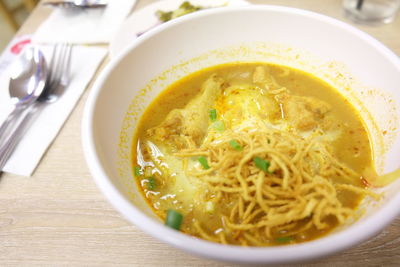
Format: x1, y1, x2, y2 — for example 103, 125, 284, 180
0, 0, 38, 51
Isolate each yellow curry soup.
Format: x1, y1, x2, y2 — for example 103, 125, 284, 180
132, 63, 379, 246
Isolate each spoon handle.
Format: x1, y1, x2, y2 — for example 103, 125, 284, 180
0, 104, 40, 170
0, 105, 26, 144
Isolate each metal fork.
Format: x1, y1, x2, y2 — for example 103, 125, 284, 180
43, 0, 108, 9
0, 43, 72, 171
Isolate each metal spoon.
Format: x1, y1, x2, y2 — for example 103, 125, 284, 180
0, 44, 72, 172
0, 47, 47, 144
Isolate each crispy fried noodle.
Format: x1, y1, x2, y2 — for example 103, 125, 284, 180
174, 126, 379, 245
136, 63, 380, 246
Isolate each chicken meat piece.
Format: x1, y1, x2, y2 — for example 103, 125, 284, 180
147, 74, 224, 149
279, 94, 331, 131
252, 66, 280, 90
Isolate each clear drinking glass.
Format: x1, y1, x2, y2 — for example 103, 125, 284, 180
343, 0, 400, 24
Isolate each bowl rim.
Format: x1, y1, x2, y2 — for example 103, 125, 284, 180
82, 5, 400, 264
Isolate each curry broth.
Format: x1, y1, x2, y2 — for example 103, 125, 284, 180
132, 62, 373, 246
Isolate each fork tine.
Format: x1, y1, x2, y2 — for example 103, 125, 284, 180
61, 43, 72, 86
48, 43, 72, 93
48, 44, 63, 88
47, 43, 60, 85
51, 43, 66, 88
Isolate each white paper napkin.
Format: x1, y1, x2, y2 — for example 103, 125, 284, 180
33, 0, 137, 44
0, 44, 107, 176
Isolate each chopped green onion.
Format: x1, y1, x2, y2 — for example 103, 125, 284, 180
209, 109, 217, 122
229, 139, 243, 151
165, 209, 183, 230
147, 177, 156, 190
212, 120, 225, 131
276, 236, 293, 243
198, 156, 210, 169
134, 166, 142, 176
254, 156, 271, 173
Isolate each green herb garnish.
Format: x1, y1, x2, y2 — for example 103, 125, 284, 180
212, 120, 225, 131
209, 109, 217, 122
253, 156, 271, 173
229, 139, 243, 151
165, 209, 183, 230
276, 236, 294, 243
147, 177, 156, 190
198, 156, 210, 169
134, 166, 142, 176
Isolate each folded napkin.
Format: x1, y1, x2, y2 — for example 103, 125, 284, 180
0, 42, 107, 176
33, 0, 137, 44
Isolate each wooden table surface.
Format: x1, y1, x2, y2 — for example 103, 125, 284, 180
1, 0, 399, 266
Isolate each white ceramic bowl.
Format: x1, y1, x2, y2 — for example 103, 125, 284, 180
82, 6, 400, 264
